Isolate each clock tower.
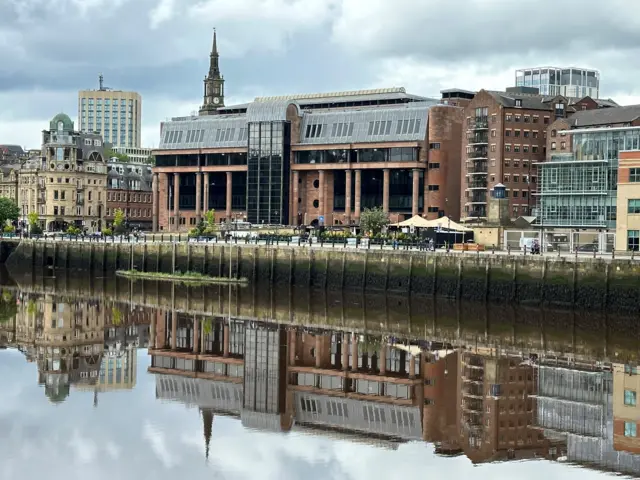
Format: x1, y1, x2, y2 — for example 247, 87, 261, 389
199, 28, 225, 116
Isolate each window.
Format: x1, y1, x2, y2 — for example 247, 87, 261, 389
505, 144, 511, 152
628, 230, 640, 252
514, 130, 520, 138
532, 146, 539, 154
543, 117, 549, 124
524, 115, 530, 123
428, 185, 440, 191
524, 131, 530, 138
625, 421, 637, 437
514, 115, 521, 122
428, 162, 440, 169
551, 142, 556, 150
625, 365, 639, 375
504, 159, 510, 167
523, 145, 529, 153
515, 99, 522, 107
491, 130, 496, 137
505, 114, 512, 122
505, 130, 511, 137
625, 389, 637, 406
491, 145, 496, 152
514, 145, 520, 153
54, 190, 58, 200
551, 130, 557, 137
533, 131, 539, 139
630, 168, 640, 183
429, 142, 441, 150
533, 116, 539, 123
513, 175, 519, 183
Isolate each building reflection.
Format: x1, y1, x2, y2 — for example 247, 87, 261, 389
4, 290, 153, 403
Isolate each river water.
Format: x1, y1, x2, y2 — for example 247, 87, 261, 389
0, 268, 637, 479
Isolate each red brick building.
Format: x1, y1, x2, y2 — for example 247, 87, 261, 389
105, 161, 153, 229
151, 33, 464, 231
460, 88, 617, 221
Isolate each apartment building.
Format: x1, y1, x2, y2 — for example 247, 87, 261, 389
106, 161, 153, 230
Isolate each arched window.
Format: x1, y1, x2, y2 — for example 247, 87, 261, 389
57, 121, 64, 133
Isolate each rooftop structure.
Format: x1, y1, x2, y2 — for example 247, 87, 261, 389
515, 67, 600, 98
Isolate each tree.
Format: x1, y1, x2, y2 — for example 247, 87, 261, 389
0, 198, 20, 229
360, 207, 389, 236
27, 212, 42, 235
113, 208, 126, 234
104, 148, 128, 162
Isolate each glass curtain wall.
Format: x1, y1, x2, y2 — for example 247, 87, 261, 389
247, 122, 290, 224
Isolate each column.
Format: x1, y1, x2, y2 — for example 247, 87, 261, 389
171, 310, 177, 350
354, 170, 362, 223
351, 333, 358, 372
152, 173, 159, 232
315, 335, 322, 368
383, 168, 390, 213
423, 173, 430, 216
203, 172, 210, 214
409, 354, 416, 379
318, 170, 325, 224
412, 168, 421, 217
173, 173, 180, 231
292, 170, 300, 226
223, 323, 230, 357
379, 343, 387, 375
193, 316, 200, 354
289, 330, 297, 366
225, 172, 233, 221
345, 170, 352, 225
342, 333, 349, 370
195, 173, 202, 223
149, 312, 156, 350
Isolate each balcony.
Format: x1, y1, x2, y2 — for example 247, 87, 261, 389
462, 396, 484, 413
467, 146, 488, 159
76, 184, 85, 191
468, 207, 487, 218
76, 199, 85, 206
467, 161, 488, 174
467, 116, 489, 130
466, 192, 487, 205
37, 194, 46, 204
467, 178, 487, 190
467, 133, 489, 145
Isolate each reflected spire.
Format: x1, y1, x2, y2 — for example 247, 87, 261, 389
201, 408, 214, 461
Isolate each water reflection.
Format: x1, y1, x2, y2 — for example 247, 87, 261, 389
2, 269, 640, 478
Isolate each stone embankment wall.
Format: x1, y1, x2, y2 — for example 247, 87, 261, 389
4, 240, 640, 312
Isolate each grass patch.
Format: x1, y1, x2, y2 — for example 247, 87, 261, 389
116, 269, 248, 285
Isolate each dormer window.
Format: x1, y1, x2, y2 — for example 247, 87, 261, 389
515, 99, 522, 107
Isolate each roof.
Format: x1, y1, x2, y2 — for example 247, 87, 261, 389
486, 90, 562, 111
49, 113, 74, 132
255, 87, 408, 102
564, 104, 640, 127
0, 145, 24, 155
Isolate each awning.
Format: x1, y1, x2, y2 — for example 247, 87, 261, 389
390, 215, 431, 228
421, 217, 472, 232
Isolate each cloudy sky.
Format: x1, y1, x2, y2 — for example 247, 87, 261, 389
1, 0, 640, 150
0, 349, 613, 480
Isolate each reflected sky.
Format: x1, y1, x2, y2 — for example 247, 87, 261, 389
0, 349, 613, 480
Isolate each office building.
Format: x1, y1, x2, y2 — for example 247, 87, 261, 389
515, 67, 600, 98
78, 75, 142, 148
18, 113, 107, 232
106, 161, 153, 230
111, 146, 154, 164
152, 33, 464, 231
615, 150, 640, 251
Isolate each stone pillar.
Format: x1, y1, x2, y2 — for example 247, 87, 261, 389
193, 316, 200, 354
342, 332, 349, 370
223, 323, 230, 357
289, 330, 297, 366
318, 170, 325, 224
315, 335, 322, 368
171, 310, 177, 350
292, 170, 300, 226
412, 168, 420, 217
354, 170, 362, 223
203, 172, 210, 214
383, 168, 390, 213
409, 354, 416, 379
351, 333, 358, 372
152, 173, 159, 232
345, 170, 352, 225
195, 173, 202, 223
379, 343, 387, 375
423, 173, 430, 216
173, 173, 180, 231
225, 172, 233, 221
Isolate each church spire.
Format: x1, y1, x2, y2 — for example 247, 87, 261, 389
201, 408, 214, 461
200, 28, 225, 115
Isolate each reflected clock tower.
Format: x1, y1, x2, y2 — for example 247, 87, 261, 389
199, 28, 225, 116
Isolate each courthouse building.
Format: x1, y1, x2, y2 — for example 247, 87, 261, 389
152, 32, 464, 231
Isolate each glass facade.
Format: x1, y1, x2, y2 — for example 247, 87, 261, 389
295, 147, 417, 164
538, 129, 640, 228
515, 67, 600, 98
247, 121, 290, 225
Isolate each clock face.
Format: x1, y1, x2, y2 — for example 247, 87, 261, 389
213, 97, 220, 105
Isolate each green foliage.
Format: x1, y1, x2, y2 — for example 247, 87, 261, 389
66, 225, 81, 235
360, 207, 389, 236
112, 307, 122, 326
3, 225, 14, 233
146, 155, 156, 165
27, 300, 37, 315
30, 224, 43, 235
27, 212, 39, 226
203, 319, 213, 336
105, 148, 129, 162
102, 228, 113, 237
0, 197, 19, 228
113, 208, 126, 234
